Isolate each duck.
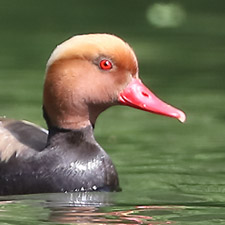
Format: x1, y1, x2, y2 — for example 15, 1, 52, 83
0, 34, 186, 195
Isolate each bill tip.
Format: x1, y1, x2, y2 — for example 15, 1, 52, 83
178, 111, 186, 123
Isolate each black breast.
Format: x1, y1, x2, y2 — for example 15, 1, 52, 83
0, 126, 120, 195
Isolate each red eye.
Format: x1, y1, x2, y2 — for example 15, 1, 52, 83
99, 59, 112, 70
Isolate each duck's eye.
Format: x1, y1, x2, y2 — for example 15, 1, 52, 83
99, 59, 113, 70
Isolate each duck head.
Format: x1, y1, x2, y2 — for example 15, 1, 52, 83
43, 34, 186, 130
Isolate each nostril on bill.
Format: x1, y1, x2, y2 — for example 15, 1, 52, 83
142, 92, 149, 97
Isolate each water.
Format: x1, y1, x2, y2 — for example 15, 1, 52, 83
0, 0, 225, 224
1, 192, 225, 224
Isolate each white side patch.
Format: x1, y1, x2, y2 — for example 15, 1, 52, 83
0, 126, 28, 162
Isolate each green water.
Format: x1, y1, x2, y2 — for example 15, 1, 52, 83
0, 0, 225, 224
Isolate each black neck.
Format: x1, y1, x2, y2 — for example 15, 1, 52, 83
42, 106, 95, 142
47, 125, 95, 148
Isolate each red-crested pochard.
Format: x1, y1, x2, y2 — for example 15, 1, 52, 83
0, 34, 186, 195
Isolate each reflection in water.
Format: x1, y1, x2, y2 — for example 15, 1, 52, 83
146, 3, 186, 28
4, 193, 223, 224
0, 193, 183, 224
50, 205, 180, 224
35, 193, 182, 224
44, 192, 113, 207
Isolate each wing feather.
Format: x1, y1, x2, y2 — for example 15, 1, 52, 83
0, 118, 48, 162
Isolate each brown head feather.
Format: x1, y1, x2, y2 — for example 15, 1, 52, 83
44, 34, 139, 129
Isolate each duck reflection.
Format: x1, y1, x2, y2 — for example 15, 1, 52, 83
0, 192, 182, 224
47, 192, 176, 224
